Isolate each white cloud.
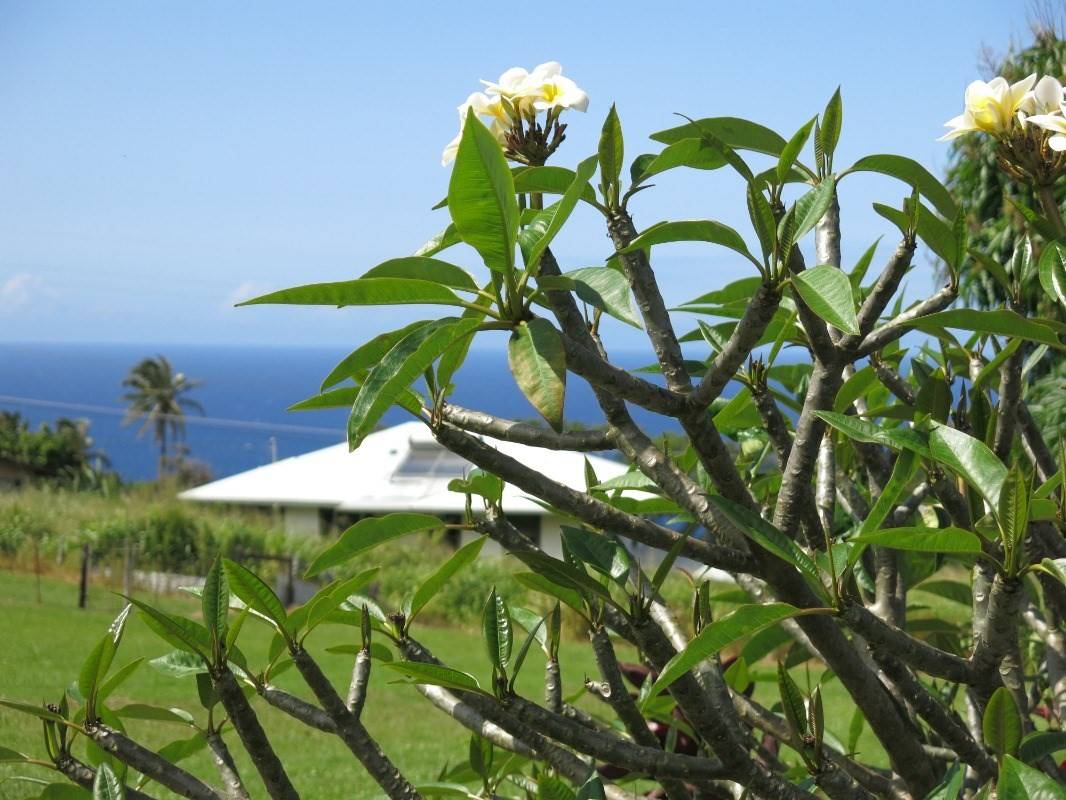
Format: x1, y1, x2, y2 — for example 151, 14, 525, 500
0, 273, 46, 312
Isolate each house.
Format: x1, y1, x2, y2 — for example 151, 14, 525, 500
179, 421, 629, 558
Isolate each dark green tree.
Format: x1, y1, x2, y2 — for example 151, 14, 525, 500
121, 355, 204, 479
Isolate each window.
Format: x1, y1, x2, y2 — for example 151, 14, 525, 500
392, 441, 470, 480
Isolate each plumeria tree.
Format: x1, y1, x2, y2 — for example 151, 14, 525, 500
6, 63, 1066, 800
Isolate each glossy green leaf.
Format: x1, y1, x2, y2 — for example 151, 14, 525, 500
513, 166, 597, 205
306, 513, 444, 577
929, 422, 1007, 508
1039, 241, 1066, 308
777, 117, 815, 183
521, 156, 598, 271
349, 317, 482, 448
651, 116, 787, 156
0, 745, 32, 764
508, 318, 566, 431
815, 411, 932, 457
778, 662, 808, 738
792, 265, 859, 335
998, 465, 1030, 550
633, 138, 727, 181
113, 703, 193, 724
846, 154, 956, 218
410, 537, 486, 622
361, 257, 479, 292
92, 764, 124, 800
201, 557, 228, 653
598, 104, 624, 192
512, 572, 585, 614
157, 733, 207, 765
819, 88, 843, 166
560, 527, 630, 582
127, 598, 212, 659
238, 277, 464, 308
482, 587, 512, 672
538, 265, 640, 328
985, 687, 1023, 759
221, 560, 288, 633
512, 550, 615, 606
708, 495, 825, 594
383, 662, 488, 695
447, 469, 504, 503
0, 698, 64, 722
1018, 731, 1066, 764
793, 177, 837, 240
851, 449, 920, 557
899, 309, 1065, 350
448, 109, 518, 273
852, 526, 983, 554
621, 219, 757, 266
997, 754, 1066, 799
644, 603, 803, 700
925, 762, 964, 800
413, 223, 461, 258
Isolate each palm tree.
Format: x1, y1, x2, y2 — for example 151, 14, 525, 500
121, 356, 204, 479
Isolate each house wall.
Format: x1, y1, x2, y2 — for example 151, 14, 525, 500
457, 515, 564, 558
282, 506, 322, 536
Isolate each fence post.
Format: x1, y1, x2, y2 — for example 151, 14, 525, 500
78, 543, 91, 609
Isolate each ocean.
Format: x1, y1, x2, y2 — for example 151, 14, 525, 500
0, 342, 680, 482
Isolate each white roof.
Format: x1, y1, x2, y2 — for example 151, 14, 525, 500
180, 421, 627, 516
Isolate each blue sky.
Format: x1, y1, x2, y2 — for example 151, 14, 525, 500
0, 0, 1032, 351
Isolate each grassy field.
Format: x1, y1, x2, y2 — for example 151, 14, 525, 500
0, 569, 940, 799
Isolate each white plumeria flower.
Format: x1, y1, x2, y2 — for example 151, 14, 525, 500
529, 73, 590, 113
1026, 103, 1066, 151
939, 74, 1037, 140
1020, 75, 1065, 118
441, 92, 512, 165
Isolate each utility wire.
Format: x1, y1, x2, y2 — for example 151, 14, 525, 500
0, 394, 342, 437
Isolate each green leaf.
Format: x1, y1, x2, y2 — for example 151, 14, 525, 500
521, 156, 598, 272
0, 745, 32, 763
320, 322, 433, 392
510, 606, 549, 654
778, 663, 808, 738
620, 219, 757, 266
512, 572, 585, 614
221, 560, 288, 634
984, 686, 1023, 759
508, 613, 545, 690
925, 762, 964, 800
413, 223, 461, 258
899, 309, 1065, 350
846, 154, 956, 218
40, 785, 93, 799
538, 266, 640, 328
777, 117, 816, 183
815, 411, 931, 458
644, 604, 804, 700
511, 550, 615, 606
114, 703, 194, 724
361, 257, 478, 292
410, 537, 486, 622
632, 138, 728, 182
538, 775, 576, 800
348, 317, 482, 448
1039, 241, 1066, 308
448, 109, 518, 273
127, 598, 212, 659
846, 449, 921, 567
560, 527, 630, 582
998, 465, 1030, 551
598, 104, 624, 194
997, 754, 1066, 799
748, 184, 776, 259
707, 495, 825, 595
448, 469, 504, 503
482, 587, 512, 672
92, 762, 125, 800
303, 568, 381, 635
383, 661, 488, 695
792, 265, 859, 335
202, 557, 228, 655
78, 605, 131, 718
793, 177, 837, 240
1019, 731, 1066, 764
575, 774, 606, 800
0, 699, 64, 722
237, 277, 464, 308
974, 339, 1023, 391
306, 513, 443, 577
508, 166, 596, 205
157, 733, 207, 765
651, 117, 787, 156
508, 318, 566, 432
850, 238, 880, 291
852, 526, 983, 554
819, 88, 843, 166
928, 422, 1007, 508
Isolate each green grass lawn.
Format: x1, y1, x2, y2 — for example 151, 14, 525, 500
0, 569, 947, 799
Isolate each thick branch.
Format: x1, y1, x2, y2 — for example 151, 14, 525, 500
89, 725, 222, 800
213, 669, 299, 800
292, 648, 420, 800
346, 649, 371, 717
205, 730, 251, 800
440, 404, 614, 451
857, 285, 957, 356
56, 755, 158, 800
